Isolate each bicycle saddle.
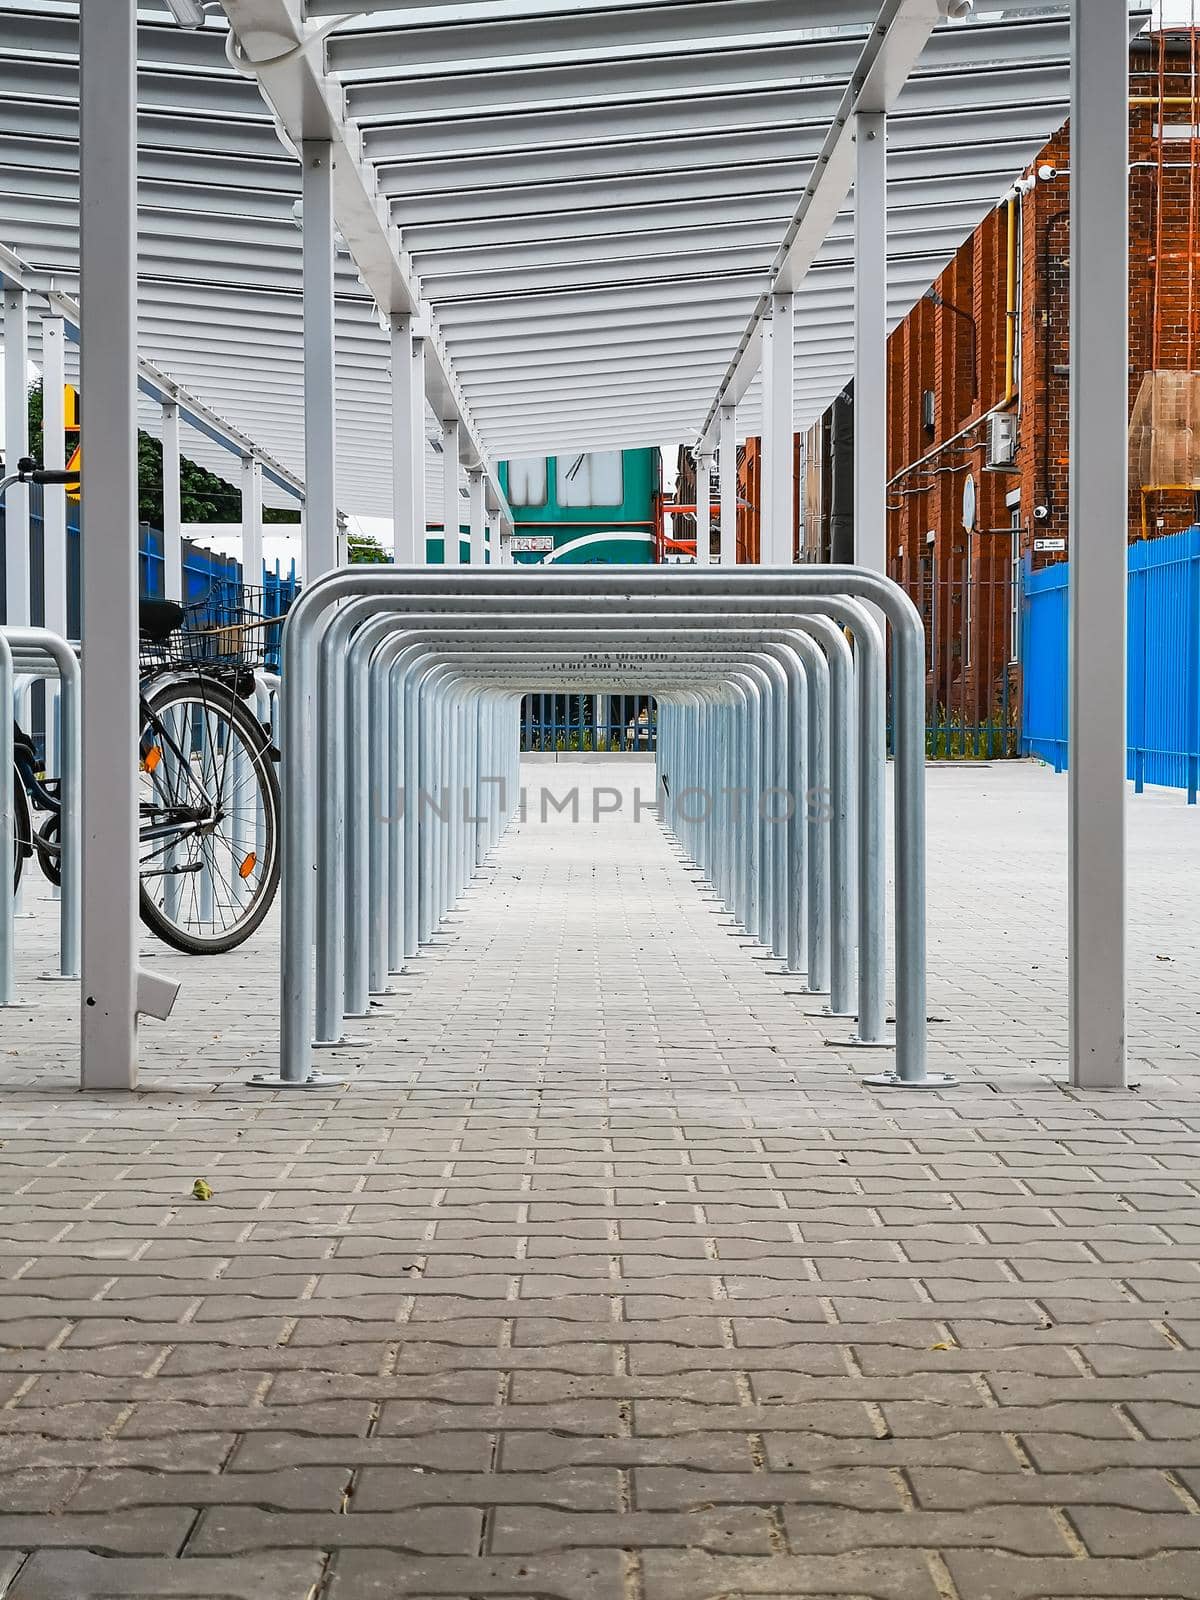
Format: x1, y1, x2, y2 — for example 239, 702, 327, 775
138, 598, 185, 643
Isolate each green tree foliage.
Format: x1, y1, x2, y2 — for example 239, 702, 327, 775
346, 528, 390, 563
27, 380, 314, 536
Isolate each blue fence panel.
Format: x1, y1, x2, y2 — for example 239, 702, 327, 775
4, 493, 298, 659
1021, 558, 1069, 772
1128, 528, 1200, 798
1021, 528, 1200, 798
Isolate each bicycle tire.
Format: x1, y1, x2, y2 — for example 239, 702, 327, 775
137, 676, 281, 955
11, 763, 31, 893
35, 813, 61, 888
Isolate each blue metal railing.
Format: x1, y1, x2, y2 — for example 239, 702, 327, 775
521, 693, 657, 752
1022, 528, 1200, 800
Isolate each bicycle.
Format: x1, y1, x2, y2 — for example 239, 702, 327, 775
6, 457, 283, 955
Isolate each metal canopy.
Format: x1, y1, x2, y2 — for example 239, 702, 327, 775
0, 1, 1146, 489
0, 0, 501, 526
265, 0, 1133, 459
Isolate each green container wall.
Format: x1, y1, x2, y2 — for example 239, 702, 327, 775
498, 448, 660, 565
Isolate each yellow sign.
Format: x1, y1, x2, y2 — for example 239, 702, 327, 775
65, 442, 81, 500
64, 385, 79, 431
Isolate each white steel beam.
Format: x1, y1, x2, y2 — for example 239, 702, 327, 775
79, 0, 138, 1090
1068, 0, 1128, 1090
161, 399, 183, 602
39, 314, 67, 638
853, 110, 888, 572
3, 282, 29, 625
695, 0, 940, 452
718, 402, 737, 565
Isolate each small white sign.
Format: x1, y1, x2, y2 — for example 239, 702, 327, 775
1033, 537, 1066, 553
510, 535, 554, 553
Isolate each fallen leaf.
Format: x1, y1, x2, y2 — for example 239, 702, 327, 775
191, 1178, 213, 1202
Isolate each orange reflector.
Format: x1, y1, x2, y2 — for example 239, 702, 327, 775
239, 852, 256, 880
143, 747, 162, 774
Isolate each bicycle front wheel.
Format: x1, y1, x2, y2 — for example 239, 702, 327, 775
11, 763, 31, 893
137, 676, 280, 955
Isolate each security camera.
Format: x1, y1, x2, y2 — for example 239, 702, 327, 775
1033, 504, 1050, 521
1038, 164, 1060, 182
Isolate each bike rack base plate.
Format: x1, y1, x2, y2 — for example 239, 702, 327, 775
861, 1071, 959, 1089
247, 1071, 348, 1090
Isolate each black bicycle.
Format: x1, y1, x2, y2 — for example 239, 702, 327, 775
8, 458, 283, 955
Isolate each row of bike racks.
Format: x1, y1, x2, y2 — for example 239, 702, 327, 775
2, 626, 81, 1001
261, 566, 952, 1093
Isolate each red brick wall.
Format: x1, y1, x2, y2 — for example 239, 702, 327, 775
881, 31, 1200, 719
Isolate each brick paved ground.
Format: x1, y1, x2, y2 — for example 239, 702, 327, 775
2, 759, 1200, 1598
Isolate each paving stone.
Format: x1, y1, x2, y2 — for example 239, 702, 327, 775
228, 1431, 496, 1471
633, 1467, 903, 1511
0, 1509, 194, 1555
0, 1469, 84, 1513
7, 762, 1200, 1596
324, 1549, 627, 1599
637, 1549, 943, 1599
943, 1551, 1200, 1599
908, 1466, 1184, 1511
187, 1505, 483, 1555
65, 1466, 349, 1512
3, 1550, 327, 1599
491, 1504, 776, 1553
351, 1466, 622, 1513
780, 1505, 1072, 1555
1069, 1507, 1200, 1556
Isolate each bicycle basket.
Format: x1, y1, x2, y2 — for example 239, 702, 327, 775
140, 586, 289, 672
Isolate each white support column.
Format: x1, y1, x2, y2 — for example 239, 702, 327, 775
4, 282, 29, 624
390, 313, 418, 565
484, 513, 495, 566
853, 110, 888, 573
411, 335, 427, 562
241, 455, 263, 598
1068, 0, 1129, 1090
442, 418, 460, 566
79, 0, 138, 1089
718, 402, 737, 566
468, 467, 486, 566
302, 139, 338, 577
765, 290, 794, 565
693, 449, 712, 566
161, 399, 183, 602
40, 316, 67, 638
758, 311, 773, 564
